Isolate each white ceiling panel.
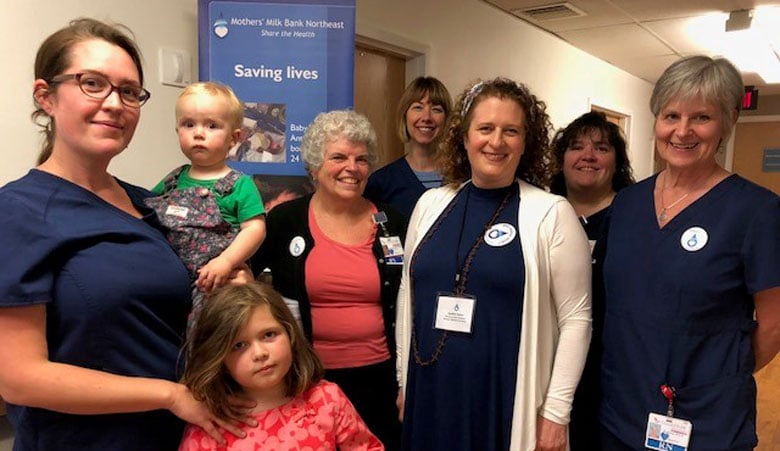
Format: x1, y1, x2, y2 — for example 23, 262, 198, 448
559, 23, 673, 61
481, 0, 780, 92
608, 0, 769, 21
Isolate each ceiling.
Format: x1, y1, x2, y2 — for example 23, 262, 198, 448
481, 0, 780, 95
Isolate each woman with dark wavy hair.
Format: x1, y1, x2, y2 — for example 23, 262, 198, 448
549, 111, 634, 450
396, 77, 592, 451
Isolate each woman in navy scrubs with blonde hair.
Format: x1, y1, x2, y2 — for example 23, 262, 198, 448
599, 55, 780, 450
363, 76, 452, 218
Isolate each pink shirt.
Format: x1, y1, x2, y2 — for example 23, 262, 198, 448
179, 380, 384, 451
305, 207, 389, 369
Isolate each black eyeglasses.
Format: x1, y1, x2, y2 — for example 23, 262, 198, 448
48, 72, 151, 107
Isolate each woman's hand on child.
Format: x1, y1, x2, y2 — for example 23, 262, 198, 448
197, 256, 234, 293
169, 383, 248, 444
396, 391, 404, 422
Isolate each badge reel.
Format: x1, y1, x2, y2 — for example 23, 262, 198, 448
645, 384, 692, 451
373, 211, 404, 265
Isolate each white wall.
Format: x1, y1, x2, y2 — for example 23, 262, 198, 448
1, 0, 656, 187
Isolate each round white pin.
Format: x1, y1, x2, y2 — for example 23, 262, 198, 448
289, 236, 306, 257
680, 227, 708, 252
484, 223, 517, 247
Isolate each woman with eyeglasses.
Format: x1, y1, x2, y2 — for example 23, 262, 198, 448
0, 18, 250, 450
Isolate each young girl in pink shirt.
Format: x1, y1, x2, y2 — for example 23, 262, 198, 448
179, 282, 383, 450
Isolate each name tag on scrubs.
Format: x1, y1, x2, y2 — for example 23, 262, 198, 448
645, 413, 692, 451
165, 205, 189, 219
379, 236, 404, 265
434, 294, 475, 333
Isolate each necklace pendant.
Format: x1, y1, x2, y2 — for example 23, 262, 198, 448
659, 208, 668, 222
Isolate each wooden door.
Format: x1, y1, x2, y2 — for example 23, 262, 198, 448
353, 44, 406, 168
733, 121, 780, 195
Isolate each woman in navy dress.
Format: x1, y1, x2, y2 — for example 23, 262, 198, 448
0, 18, 247, 450
599, 56, 780, 450
549, 111, 634, 450
363, 76, 452, 218
396, 78, 592, 451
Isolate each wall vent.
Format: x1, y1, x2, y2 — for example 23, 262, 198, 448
513, 2, 586, 21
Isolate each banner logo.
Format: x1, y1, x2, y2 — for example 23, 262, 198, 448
213, 19, 229, 38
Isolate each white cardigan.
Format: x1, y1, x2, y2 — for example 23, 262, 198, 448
396, 180, 592, 450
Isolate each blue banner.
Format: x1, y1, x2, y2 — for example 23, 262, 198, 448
198, 0, 355, 179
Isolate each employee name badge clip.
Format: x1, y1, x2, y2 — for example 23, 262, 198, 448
373, 211, 404, 265
434, 293, 476, 334
645, 384, 692, 451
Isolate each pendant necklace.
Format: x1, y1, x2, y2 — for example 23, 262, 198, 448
658, 173, 692, 222
658, 191, 688, 222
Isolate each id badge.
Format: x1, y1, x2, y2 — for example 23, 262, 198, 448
645, 412, 692, 451
379, 236, 404, 265
165, 205, 189, 219
434, 294, 475, 334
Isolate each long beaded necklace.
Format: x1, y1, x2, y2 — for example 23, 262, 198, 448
410, 184, 514, 366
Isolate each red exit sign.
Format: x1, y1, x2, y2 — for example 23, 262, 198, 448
743, 86, 758, 110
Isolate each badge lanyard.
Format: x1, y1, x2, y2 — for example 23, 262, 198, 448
410, 184, 514, 366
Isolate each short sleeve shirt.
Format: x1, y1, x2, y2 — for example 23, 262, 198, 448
0, 170, 192, 450
152, 165, 265, 226
600, 174, 780, 450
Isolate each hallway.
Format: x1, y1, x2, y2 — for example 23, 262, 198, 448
757, 356, 780, 450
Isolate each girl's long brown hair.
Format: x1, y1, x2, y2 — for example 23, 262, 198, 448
181, 282, 324, 421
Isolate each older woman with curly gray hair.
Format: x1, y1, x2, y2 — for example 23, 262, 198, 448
252, 109, 406, 449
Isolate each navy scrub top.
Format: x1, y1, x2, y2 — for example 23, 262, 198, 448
364, 157, 430, 218
600, 174, 780, 450
0, 170, 192, 450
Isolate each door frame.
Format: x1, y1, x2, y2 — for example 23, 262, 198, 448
725, 114, 780, 171
355, 23, 428, 83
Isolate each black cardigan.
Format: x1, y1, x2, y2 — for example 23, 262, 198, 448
251, 194, 408, 357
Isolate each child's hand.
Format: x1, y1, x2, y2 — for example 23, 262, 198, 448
168, 383, 247, 444
197, 256, 234, 293
227, 263, 253, 286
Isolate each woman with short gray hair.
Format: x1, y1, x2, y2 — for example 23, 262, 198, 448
599, 55, 780, 450
252, 110, 405, 449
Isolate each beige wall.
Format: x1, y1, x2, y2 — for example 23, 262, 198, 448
1, 0, 657, 188
0, 0, 198, 188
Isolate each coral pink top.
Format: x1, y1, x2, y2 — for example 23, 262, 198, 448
305, 207, 389, 369
179, 380, 384, 450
